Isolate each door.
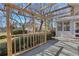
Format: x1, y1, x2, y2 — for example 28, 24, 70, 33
75, 21, 79, 37
62, 21, 71, 37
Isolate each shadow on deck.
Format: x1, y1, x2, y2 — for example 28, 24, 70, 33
18, 39, 59, 56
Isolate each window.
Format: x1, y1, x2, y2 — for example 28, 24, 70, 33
75, 22, 79, 33
64, 22, 70, 31
57, 22, 62, 31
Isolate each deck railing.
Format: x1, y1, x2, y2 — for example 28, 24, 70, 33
12, 32, 47, 55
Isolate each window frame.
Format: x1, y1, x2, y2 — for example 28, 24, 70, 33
63, 21, 70, 31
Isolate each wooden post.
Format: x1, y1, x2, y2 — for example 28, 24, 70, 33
32, 16, 35, 33
6, 6, 12, 56
32, 16, 35, 46
45, 19, 47, 43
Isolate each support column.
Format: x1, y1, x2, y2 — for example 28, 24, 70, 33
32, 16, 35, 46
32, 16, 35, 33
62, 21, 64, 32
45, 19, 47, 43
6, 6, 12, 56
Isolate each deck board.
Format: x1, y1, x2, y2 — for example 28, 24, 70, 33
18, 39, 78, 56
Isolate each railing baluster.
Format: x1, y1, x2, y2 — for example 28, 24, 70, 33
34, 34, 36, 46
35, 33, 37, 46
37, 34, 38, 45
40, 34, 41, 44
33, 34, 35, 46
39, 34, 40, 44
36, 34, 37, 45
37, 33, 39, 44
41, 33, 43, 43
38, 34, 39, 44
44, 32, 46, 43
41, 34, 42, 43
43, 33, 44, 43
42, 34, 44, 43
23, 34, 25, 50
31, 34, 33, 47
42, 33, 43, 43
27, 34, 29, 49
14, 37, 16, 54
39, 34, 41, 44
41, 34, 43, 43
30, 34, 32, 47
19, 36, 21, 52
44, 33, 45, 42
33, 34, 34, 47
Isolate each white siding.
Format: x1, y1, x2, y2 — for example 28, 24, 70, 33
56, 20, 75, 38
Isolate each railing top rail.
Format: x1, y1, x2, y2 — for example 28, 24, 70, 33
12, 31, 50, 37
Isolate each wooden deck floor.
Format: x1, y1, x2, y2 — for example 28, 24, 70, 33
19, 39, 79, 56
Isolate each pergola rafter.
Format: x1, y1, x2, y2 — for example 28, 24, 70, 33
37, 3, 56, 11
23, 3, 31, 9
4, 3, 47, 19
45, 5, 71, 15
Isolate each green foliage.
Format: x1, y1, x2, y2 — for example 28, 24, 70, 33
0, 35, 6, 40
0, 42, 7, 56
47, 31, 55, 40
12, 29, 27, 35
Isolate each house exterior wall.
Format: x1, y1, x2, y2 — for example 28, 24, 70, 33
56, 20, 75, 38
55, 14, 79, 38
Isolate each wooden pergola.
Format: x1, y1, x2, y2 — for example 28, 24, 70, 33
5, 3, 49, 56
0, 3, 75, 56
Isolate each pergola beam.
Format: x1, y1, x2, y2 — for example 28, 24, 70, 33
5, 3, 47, 19
45, 6, 71, 15
0, 8, 40, 20
23, 3, 31, 9
44, 6, 72, 18
37, 3, 56, 11
47, 11, 71, 17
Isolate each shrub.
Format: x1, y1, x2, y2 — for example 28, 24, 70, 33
0, 42, 7, 56
47, 31, 55, 40
0, 35, 7, 40
12, 29, 27, 35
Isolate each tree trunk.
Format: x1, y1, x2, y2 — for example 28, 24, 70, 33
22, 25, 25, 34
39, 20, 43, 31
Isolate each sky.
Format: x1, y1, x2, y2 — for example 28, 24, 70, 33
0, 3, 69, 28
